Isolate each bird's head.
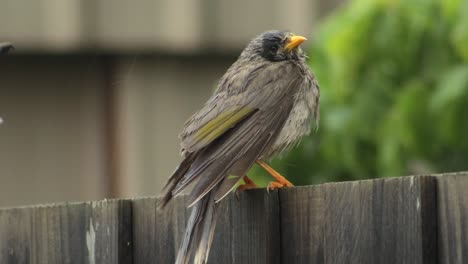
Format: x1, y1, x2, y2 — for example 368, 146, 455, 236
241, 30, 307, 62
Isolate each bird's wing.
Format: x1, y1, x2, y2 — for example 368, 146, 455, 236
171, 62, 303, 202
180, 61, 300, 153
178, 90, 297, 206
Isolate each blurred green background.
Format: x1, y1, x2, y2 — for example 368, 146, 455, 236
254, 0, 468, 186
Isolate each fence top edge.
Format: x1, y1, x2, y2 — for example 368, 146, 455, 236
1, 172, 466, 211
0, 197, 131, 212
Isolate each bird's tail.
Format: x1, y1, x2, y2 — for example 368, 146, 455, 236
158, 153, 196, 209
176, 190, 217, 264
158, 152, 219, 264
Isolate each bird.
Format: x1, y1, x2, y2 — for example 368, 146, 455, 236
0, 43, 14, 54
159, 30, 320, 264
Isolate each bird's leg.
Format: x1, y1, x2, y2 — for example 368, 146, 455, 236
256, 160, 293, 190
236, 175, 258, 199
237, 175, 258, 192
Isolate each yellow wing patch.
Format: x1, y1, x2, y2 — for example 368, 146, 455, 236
194, 106, 254, 145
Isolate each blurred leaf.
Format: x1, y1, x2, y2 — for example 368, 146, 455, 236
451, 0, 468, 60
430, 65, 468, 111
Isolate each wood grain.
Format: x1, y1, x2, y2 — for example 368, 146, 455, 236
132, 189, 280, 264
279, 176, 438, 264
132, 195, 189, 264
279, 185, 325, 263
0, 199, 132, 264
1, 174, 467, 263
436, 173, 468, 264
208, 189, 280, 264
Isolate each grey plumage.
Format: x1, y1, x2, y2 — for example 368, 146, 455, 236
160, 30, 320, 264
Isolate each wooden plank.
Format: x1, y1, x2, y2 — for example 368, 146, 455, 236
436, 173, 468, 263
0, 199, 132, 264
132, 196, 189, 264
279, 176, 438, 264
133, 189, 280, 263
279, 185, 325, 263
328, 176, 437, 264
209, 189, 280, 264
3, 174, 467, 263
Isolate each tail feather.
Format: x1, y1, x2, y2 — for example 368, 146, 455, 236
176, 191, 218, 264
158, 153, 197, 209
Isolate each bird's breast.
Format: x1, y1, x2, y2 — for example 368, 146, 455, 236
264, 69, 319, 158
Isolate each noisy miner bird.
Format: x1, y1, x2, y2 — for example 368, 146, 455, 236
0, 43, 14, 54
160, 30, 320, 264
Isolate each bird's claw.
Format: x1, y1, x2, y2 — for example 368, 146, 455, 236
267, 180, 293, 191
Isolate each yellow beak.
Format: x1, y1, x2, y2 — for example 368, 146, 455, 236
284, 35, 307, 52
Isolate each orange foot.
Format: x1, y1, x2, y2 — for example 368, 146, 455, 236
267, 181, 289, 191
236, 175, 258, 199
238, 175, 258, 192
256, 160, 293, 191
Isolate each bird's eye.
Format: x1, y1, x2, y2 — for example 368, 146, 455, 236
270, 45, 278, 52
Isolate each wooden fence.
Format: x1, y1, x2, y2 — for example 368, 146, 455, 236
0, 173, 467, 263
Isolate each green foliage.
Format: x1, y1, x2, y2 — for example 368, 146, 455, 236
261, 0, 468, 185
